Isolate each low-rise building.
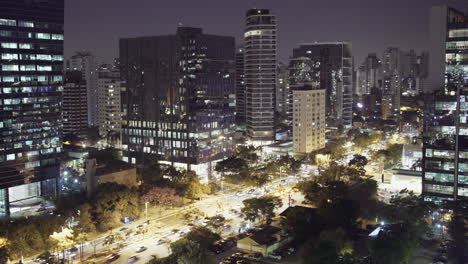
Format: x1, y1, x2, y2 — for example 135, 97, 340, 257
237, 226, 292, 257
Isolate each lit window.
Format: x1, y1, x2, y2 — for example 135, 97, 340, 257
6, 154, 15, 161
37, 54, 52, 61
1, 42, 17, 49
2, 76, 16, 82
18, 21, 34, 28
51, 55, 63, 61
19, 43, 33, 49
1, 53, 18, 60
36, 33, 50, 39
2, 65, 18, 71
0, 19, 16, 26
20, 65, 36, 71
37, 65, 52, 71
51, 34, 63, 40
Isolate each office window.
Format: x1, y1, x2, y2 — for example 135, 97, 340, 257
18, 21, 34, 28
0, 19, 16, 26
20, 65, 36, 71
1, 53, 18, 60
51, 34, 63, 40
6, 154, 15, 161
19, 43, 33, 49
36, 33, 50, 39
2, 76, 16, 82
2, 65, 18, 71
37, 54, 52, 61
37, 65, 52, 71
51, 55, 63, 61
1, 42, 17, 49
0, 30, 12, 37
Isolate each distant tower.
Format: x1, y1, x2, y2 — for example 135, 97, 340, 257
244, 8, 277, 142
235, 47, 246, 124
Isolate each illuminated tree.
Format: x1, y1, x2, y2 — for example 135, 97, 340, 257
50, 228, 75, 259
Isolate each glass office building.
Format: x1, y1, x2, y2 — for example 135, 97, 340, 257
120, 27, 236, 181
0, 0, 64, 217
422, 6, 468, 201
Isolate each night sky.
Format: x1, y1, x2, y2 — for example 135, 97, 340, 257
65, 0, 467, 65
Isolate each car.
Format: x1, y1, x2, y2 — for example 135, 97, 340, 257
246, 252, 262, 260
105, 253, 120, 263
119, 227, 128, 232
128, 256, 139, 263
156, 239, 167, 246
136, 246, 147, 253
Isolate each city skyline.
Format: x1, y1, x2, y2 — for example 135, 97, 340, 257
65, 0, 467, 64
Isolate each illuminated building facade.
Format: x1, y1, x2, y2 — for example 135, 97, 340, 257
63, 71, 87, 139
0, 0, 64, 217
97, 63, 123, 145
290, 57, 325, 153
244, 9, 277, 142
120, 27, 236, 181
290, 42, 353, 128
235, 47, 246, 124
422, 6, 468, 201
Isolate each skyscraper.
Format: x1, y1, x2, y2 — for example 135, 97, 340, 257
97, 63, 124, 146
0, 0, 64, 217
235, 47, 246, 124
422, 6, 468, 201
63, 71, 88, 140
67, 51, 98, 127
290, 42, 353, 127
276, 62, 290, 116
289, 57, 325, 153
120, 27, 236, 181
244, 9, 277, 142
428, 6, 467, 94
355, 53, 382, 96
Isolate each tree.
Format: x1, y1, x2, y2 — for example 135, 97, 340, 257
236, 145, 260, 164
143, 187, 182, 208
301, 228, 353, 264
0, 239, 9, 264
6, 222, 44, 259
348, 154, 368, 169
185, 227, 221, 249
241, 195, 283, 224
50, 228, 75, 259
103, 233, 125, 248
318, 198, 360, 230
138, 158, 164, 187
296, 180, 348, 205
170, 239, 216, 264
93, 183, 141, 231
368, 228, 418, 264
76, 203, 96, 233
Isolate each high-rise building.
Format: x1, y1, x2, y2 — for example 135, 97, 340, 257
0, 0, 64, 217
63, 71, 88, 140
244, 9, 277, 142
276, 62, 289, 116
235, 47, 246, 124
428, 6, 467, 94
290, 42, 353, 127
120, 27, 236, 181
355, 53, 382, 96
97, 63, 124, 145
67, 51, 98, 126
422, 6, 468, 201
289, 56, 325, 153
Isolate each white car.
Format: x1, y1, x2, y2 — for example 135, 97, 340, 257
136, 246, 147, 253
